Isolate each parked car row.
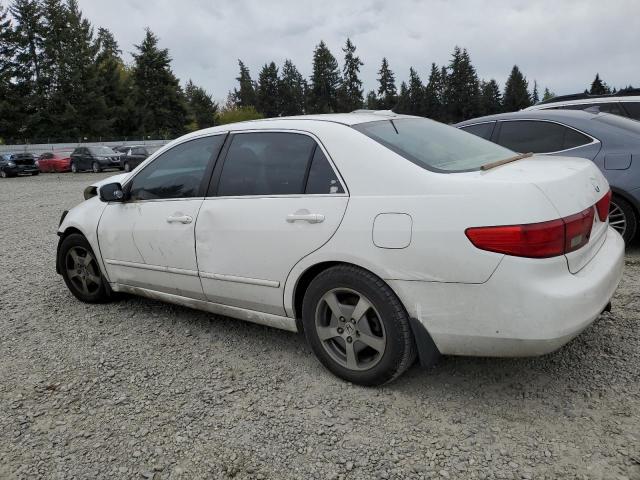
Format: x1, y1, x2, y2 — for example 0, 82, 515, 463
0, 145, 160, 178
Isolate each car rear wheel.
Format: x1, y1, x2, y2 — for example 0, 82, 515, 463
302, 265, 417, 386
92, 161, 101, 173
610, 195, 637, 244
59, 233, 111, 303
0, 170, 7, 178
71, 162, 78, 173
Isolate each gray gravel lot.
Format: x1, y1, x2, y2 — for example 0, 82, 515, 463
1, 172, 639, 480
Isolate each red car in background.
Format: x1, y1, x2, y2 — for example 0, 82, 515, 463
38, 152, 72, 172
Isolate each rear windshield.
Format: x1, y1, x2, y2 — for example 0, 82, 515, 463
353, 118, 515, 172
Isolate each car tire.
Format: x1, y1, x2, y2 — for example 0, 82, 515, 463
0, 169, 7, 178
32, 171, 39, 176
610, 195, 637, 244
59, 233, 111, 303
124, 162, 131, 172
302, 265, 418, 386
92, 161, 101, 173
71, 162, 78, 173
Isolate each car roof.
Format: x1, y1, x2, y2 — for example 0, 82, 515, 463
525, 96, 640, 110
455, 108, 605, 126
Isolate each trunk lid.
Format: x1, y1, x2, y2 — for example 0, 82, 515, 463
479, 155, 610, 273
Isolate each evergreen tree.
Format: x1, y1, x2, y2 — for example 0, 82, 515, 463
542, 87, 555, 102
233, 60, 256, 107
424, 63, 444, 121
184, 79, 218, 130
256, 61, 280, 118
0, 3, 20, 140
395, 82, 410, 114
443, 46, 480, 122
278, 59, 306, 116
131, 28, 187, 138
337, 38, 363, 112
479, 79, 502, 115
376, 57, 397, 109
365, 90, 378, 109
308, 40, 340, 113
531, 80, 539, 104
406, 67, 424, 116
503, 65, 531, 112
590, 73, 610, 95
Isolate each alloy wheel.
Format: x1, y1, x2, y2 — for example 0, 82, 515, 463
609, 200, 627, 237
92, 162, 100, 173
71, 163, 77, 173
124, 162, 130, 172
314, 288, 386, 371
65, 246, 102, 296
0, 170, 6, 178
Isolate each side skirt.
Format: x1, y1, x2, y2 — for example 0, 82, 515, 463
111, 283, 298, 333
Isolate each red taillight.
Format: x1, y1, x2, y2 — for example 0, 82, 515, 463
466, 207, 596, 258
596, 190, 612, 222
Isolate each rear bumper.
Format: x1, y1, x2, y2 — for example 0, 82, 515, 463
390, 227, 625, 357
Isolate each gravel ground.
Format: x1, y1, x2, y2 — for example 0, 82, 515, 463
1, 172, 639, 480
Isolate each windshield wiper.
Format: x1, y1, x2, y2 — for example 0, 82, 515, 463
480, 152, 533, 171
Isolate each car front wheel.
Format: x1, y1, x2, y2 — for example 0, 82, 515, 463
71, 162, 78, 173
302, 265, 418, 386
0, 170, 7, 178
124, 162, 131, 172
609, 195, 637, 244
59, 233, 111, 303
92, 161, 101, 173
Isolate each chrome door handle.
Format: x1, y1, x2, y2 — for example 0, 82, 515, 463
166, 215, 193, 224
286, 213, 325, 224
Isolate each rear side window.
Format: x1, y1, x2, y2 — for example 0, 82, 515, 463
622, 102, 640, 120
496, 121, 591, 153
217, 132, 316, 196
305, 148, 344, 194
129, 135, 224, 200
459, 122, 495, 140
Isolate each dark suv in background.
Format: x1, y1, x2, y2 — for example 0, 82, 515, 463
0, 153, 40, 177
70, 146, 122, 173
117, 145, 157, 172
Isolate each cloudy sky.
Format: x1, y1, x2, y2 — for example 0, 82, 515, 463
80, 0, 640, 102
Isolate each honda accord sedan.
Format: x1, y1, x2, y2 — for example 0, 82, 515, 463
56, 111, 624, 385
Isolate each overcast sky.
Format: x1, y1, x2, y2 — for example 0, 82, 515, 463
80, 0, 640, 102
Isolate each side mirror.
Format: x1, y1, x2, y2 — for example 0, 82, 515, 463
99, 182, 125, 202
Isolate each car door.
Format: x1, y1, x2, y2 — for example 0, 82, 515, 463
195, 131, 349, 316
97, 134, 226, 299
492, 119, 601, 160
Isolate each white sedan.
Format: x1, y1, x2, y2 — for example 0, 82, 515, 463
56, 111, 625, 385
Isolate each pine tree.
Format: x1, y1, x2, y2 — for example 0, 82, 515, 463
395, 82, 410, 114
407, 67, 424, 116
590, 73, 610, 95
531, 80, 539, 104
233, 60, 256, 107
278, 59, 306, 116
337, 38, 363, 112
376, 58, 397, 110
308, 41, 340, 113
256, 61, 280, 118
424, 63, 444, 121
503, 65, 531, 112
131, 28, 187, 138
479, 79, 502, 115
184, 79, 218, 130
444, 47, 480, 123
0, 3, 21, 140
542, 87, 555, 102
365, 90, 378, 110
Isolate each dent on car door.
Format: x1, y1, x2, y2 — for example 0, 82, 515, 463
97, 135, 226, 299
195, 131, 348, 316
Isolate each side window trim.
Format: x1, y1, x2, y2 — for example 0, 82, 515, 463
207, 129, 348, 198
494, 119, 600, 155
123, 132, 229, 202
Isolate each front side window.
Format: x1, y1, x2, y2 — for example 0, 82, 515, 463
496, 120, 590, 153
129, 135, 224, 201
217, 132, 317, 196
353, 118, 514, 172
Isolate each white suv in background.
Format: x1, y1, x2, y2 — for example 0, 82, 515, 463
525, 93, 640, 120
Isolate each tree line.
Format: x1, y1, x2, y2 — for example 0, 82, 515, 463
0, 0, 633, 144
